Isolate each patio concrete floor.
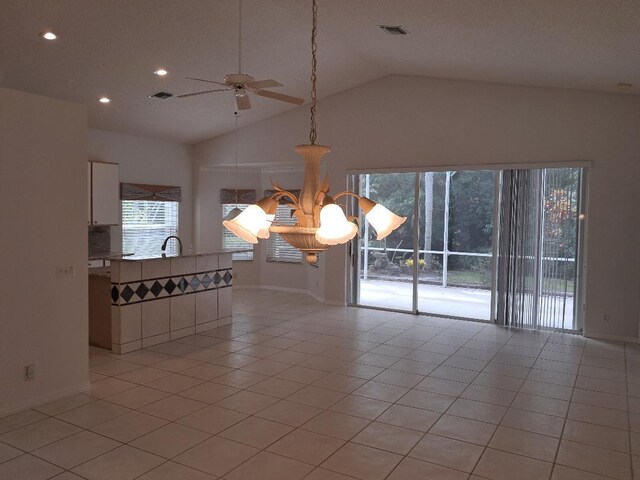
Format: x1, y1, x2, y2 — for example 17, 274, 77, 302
358, 279, 575, 329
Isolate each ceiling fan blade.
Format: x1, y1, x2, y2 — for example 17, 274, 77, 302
245, 79, 283, 89
236, 94, 251, 110
253, 89, 304, 105
177, 88, 230, 98
185, 77, 228, 87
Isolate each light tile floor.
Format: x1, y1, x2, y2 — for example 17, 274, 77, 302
1, 288, 638, 480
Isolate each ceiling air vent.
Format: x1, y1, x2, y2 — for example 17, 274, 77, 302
378, 25, 408, 35
149, 91, 173, 100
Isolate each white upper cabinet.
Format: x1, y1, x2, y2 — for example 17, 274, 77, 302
88, 161, 119, 225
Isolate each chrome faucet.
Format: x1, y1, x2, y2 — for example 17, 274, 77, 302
161, 235, 182, 255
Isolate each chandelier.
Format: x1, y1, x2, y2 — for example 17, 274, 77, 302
224, 0, 406, 263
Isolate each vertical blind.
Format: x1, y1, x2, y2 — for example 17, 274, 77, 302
267, 204, 303, 263
122, 200, 179, 258
222, 204, 254, 261
496, 169, 542, 329
496, 168, 582, 331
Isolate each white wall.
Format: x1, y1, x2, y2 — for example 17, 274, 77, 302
0, 88, 89, 415
88, 129, 194, 253
194, 75, 640, 339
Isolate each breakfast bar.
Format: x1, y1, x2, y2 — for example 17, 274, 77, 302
107, 250, 245, 354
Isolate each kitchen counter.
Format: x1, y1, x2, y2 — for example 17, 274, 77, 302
89, 252, 134, 261
113, 249, 251, 261
108, 251, 240, 354
88, 267, 111, 278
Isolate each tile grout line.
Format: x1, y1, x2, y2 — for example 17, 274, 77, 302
463, 328, 547, 478
380, 322, 515, 480
545, 332, 583, 480
2, 294, 633, 480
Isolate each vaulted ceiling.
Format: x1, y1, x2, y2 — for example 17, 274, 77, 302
2, 0, 638, 144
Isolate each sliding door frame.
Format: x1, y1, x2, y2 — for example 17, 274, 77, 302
347, 161, 590, 331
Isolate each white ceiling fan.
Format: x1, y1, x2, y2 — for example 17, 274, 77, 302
178, 0, 304, 110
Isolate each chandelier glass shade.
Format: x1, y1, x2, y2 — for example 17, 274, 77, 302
223, 0, 406, 262
223, 197, 277, 244
358, 197, 408, 241
315, 203, 358, 246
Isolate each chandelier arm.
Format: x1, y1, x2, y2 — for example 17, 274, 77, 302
271, 190, 301, 208
333, 191, 362, 202
314, 189, 329, 206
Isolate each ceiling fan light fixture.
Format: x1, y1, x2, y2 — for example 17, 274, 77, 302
178, 2, 303, 107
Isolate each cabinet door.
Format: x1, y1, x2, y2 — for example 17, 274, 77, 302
91, 162, 120, 225
88, 163, 92, 225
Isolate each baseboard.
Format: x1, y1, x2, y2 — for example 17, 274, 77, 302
235, 284, 345, 306
0, 381, 91, 418
583, 331, 639, 344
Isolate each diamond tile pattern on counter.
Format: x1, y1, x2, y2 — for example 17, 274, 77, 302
3, 288, 639, 480
111, 268, 232, 305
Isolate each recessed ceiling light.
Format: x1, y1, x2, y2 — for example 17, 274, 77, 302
154, 68, 168, 76
98, 97, 111, 104
41, 31, 58, 40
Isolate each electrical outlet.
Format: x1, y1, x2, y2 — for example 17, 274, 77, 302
603, 314, 610, 323
25, 364, 36, 380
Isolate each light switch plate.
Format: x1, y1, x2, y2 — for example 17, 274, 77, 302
56, 265, 76, 278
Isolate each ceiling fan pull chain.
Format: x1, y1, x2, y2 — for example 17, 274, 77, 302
309, 0, 318, 145
234, 112, 239, 206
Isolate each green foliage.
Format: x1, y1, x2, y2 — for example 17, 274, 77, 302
360, 168, 581, 293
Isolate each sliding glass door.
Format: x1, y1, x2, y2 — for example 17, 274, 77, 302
349, 166, 586, 332
352, 170, 496, 320
417, 170, 496, 320
354, 172, 416, 312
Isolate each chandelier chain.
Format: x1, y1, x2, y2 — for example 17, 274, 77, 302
309, 0, 318, 144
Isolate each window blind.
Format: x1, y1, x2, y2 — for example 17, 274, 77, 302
267, 204, 303, 263
222, 204, 254, 261
122, 200, 179, 258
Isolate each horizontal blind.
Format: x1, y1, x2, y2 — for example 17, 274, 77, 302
267, 205, 302, 263
222, 204, 254, 261
122, 200, 179, 258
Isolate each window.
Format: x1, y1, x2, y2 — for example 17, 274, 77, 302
122, 200, 179, 258
222, 204, 254, 260
267, 204, 303, 263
